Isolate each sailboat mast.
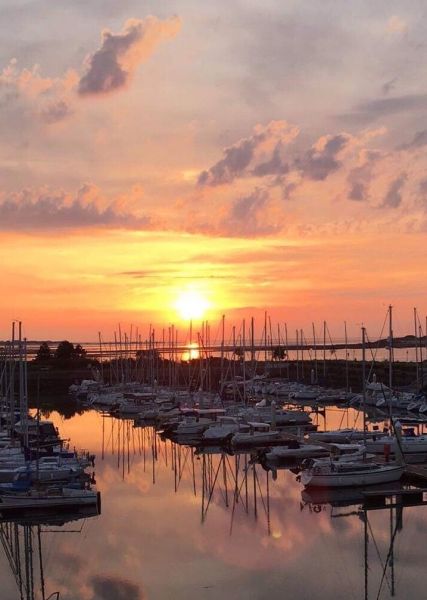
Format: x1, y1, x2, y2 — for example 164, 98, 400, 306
323, 320, 326, 380
242, 319, 246, 405
414, 307, 419, 390
344, 321, 349, 393
362, 326, 367, 437
220, 315, 225, 396
364, 508, 368, 600
389, 305, 393, 425
312, 322, 318, 384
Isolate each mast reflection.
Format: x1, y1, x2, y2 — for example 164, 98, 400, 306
0, 508, 99, 600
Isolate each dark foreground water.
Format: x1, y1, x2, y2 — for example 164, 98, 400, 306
1, 409, 427, 599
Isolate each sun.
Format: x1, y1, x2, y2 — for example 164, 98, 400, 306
174, 289, 210, 321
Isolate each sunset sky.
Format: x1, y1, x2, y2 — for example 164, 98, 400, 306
1, 1, 427, 340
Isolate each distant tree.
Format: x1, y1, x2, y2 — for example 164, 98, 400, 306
74, 344, 87, 358
54, 341, 76, 361
272, 346, 286, 360
35, 342, 52, 362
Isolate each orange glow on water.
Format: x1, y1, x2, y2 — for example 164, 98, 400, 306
182, 342, 200, 361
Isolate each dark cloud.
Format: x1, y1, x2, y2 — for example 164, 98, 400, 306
219, 188, 280, 237
347, 150, 381, 202
348, 181, 365, 201
188, 188, 280, 238
382, 173, 407, 208
343, 94, 427, 124
296, 134, 350, 181
281, 179, 298, 200
198, 138, 254, 186
198, 121, 297, 186
0, 187, 151, 231
418, 178, 427, 196
40, 99, 72, 123
252, 142, 287, 177
382, 77, 397, 96
399, 129, 427, 150
90, 575, 143, 600
78, 16, 180, 96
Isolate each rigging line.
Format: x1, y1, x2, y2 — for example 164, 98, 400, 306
0, 525, 24, 597
352, 407, 361, 430
338, 406, 347, 430
365, 331, 379, 383
254, 468, 268, 515
366, 518, 392, 594
327, 514, 358, 600
176, 447, 191, 489
202, 455, 224, 519
367, 310, 388, 367
325, 323, 338, 360
375, 516, 400, 600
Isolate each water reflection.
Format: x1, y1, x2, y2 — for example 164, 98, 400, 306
1, 409, 426, 599
0, 508, 99, 600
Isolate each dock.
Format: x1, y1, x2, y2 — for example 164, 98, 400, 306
404, 464, 427, 484
363, 487, 427, 510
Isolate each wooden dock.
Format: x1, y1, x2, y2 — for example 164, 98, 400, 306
405, 464, 427, 483
363, 486, 427, 510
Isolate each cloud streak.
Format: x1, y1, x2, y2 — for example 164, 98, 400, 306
0, 186, 151, 231
90, 574, 144, 600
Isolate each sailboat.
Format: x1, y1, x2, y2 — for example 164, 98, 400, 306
300, 457, 404, 487
365, 422, 427, 462
300, 321, 405, 488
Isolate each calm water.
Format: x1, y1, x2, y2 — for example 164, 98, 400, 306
1, 408, 427, 599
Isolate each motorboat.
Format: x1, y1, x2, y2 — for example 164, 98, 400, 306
264, 441, 329, 461
202, 417, 250, 444
230, 422, 281, 448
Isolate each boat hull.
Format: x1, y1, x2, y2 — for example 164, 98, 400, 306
301, 464, 404, 488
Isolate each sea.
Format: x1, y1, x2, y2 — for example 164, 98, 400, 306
1, 405, 426, 599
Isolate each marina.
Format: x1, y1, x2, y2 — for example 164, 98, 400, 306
2, 315, 427, 598
2, 1, 427, 597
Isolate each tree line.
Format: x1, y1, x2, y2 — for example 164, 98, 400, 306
34, 341, 91, 365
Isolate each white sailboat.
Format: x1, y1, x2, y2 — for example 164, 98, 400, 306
300, 460, 405, 487
300, 320, 405, 488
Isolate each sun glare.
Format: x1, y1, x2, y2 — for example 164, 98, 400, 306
182, 343, 200, 361
174, 289, 210, 321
